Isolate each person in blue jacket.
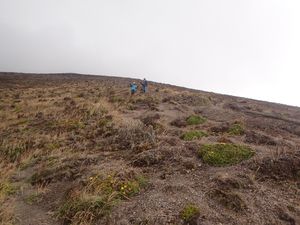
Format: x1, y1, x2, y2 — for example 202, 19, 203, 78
141, 78, 148, 93
130, 82, 137, 95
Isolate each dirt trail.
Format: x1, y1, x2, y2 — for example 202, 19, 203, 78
14, 199, 56, 225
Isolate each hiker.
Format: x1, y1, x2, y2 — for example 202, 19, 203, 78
130, 82, 137, 95
141, 78, 148, 93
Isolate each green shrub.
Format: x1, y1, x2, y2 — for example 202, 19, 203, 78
180, 204, 200, 223
186, 115, 206, 125
228, 123, 244, 135
181, 130, 208, 141
198, 143, 254, 166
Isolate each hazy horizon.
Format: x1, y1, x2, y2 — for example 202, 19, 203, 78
1, 1, 300, 106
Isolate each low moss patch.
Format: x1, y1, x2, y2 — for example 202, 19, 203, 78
186, 115, 206, 125
198, 143, 255, 166
180, 203, 200, 223
181, 130, 208, 141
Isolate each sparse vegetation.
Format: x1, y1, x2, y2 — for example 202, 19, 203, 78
180, 203, 200, 224
181, 130, 208, 141
186, 115, 206, 125
0, 74, 299, 225
198, 143, 255, 166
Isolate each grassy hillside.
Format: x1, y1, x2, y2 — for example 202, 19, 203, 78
0, 73, 299, 225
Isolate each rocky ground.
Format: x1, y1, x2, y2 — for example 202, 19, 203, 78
0, 72, 299, 225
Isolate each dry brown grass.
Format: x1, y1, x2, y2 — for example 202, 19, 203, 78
0, 82, 120, 223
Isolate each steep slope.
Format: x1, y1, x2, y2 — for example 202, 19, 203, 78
0, 73, 299, 225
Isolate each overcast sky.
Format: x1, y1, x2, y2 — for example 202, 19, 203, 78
0, 1, 300, 106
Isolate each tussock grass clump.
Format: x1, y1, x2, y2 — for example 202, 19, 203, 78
208, 189, 247, 212
198, 143, 255, 166
163, 92, 210, 106
58, 173, 147, 225
180, 203, 200, 223
129, 96, 159, 110
29, 156, 95, 186
84, 174, 147, 198
44, 119, 85, 132
0, 181, 17, 200
0, 140, 34, 163
24, 193, 42, 205
181, 130, 208, 141
109, 95, 125, 104
111, 120, 156, 152
228, 122, 244, 135
20, 157, 40, 171
170, 118, 187, 128
0, 180, 17, 225
186, 115, 206, 125
251, 152, 300, 181
58, 195, 112, 225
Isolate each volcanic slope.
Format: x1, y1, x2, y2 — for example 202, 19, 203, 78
0, 73, 299, 225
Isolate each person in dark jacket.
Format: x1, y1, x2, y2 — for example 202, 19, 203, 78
141, 78, 148, 93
